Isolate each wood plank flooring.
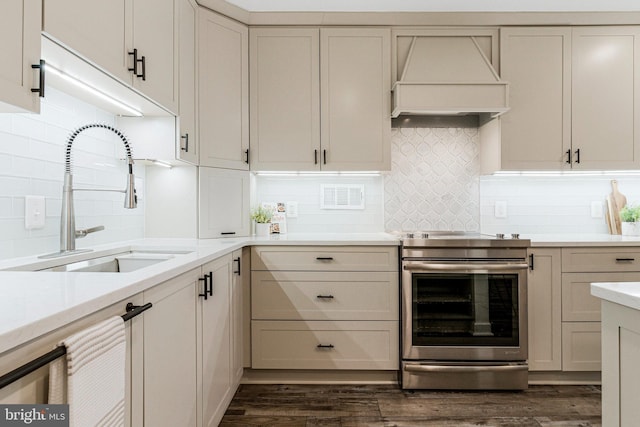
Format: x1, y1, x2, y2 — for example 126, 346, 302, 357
221, 384, 601, 426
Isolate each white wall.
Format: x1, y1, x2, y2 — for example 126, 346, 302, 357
0, 88, 145, 259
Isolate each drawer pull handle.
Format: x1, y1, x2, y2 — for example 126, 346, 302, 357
317, 344, 334, 349
316, 257, 334, 261
616, 258, 635, 262
316, 294, 334, 299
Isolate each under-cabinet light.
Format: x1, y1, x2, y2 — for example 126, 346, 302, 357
493, 170, 640, 177
150, 160, 172, 168
254, 171, 382, 177
45, 64, 143, 117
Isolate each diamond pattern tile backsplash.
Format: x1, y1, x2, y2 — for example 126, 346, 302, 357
384, 127, 480, 232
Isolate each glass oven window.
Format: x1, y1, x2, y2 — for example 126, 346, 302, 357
412, 272, 519, 347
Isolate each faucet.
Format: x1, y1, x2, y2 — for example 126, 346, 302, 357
40, 123, 137, 258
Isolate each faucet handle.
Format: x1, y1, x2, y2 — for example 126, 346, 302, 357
75, 225, 105, 238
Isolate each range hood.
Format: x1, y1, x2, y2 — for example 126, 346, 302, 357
392, 36, 509, 119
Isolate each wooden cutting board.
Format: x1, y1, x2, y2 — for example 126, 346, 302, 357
609, 180, 626, 235
611, 179, 627, 212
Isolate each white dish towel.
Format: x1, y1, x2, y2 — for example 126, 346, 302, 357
49, 316, 126, 427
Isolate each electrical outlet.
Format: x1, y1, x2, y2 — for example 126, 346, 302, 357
25, 195, 46, 229
286, 201, 298, 218
494, 201, 507, 218
591, 201, 603, 218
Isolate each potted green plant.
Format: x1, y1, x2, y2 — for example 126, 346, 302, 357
620, 204, 640, 236
251, 206, 272, 236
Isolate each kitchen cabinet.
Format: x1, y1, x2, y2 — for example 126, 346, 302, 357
499, 26, 640, 171
0, 0, 42, 113
231, 249, 244, 383
43, 0, 178, 112
176, 0, 198, 164
249, 27, 391, 171
198, 253, 238, 427
250, 246, 399, 370
198, 167, 250, 238
137, 269, 198, 427
527, 248, 562, 371
198, 8, 249, 170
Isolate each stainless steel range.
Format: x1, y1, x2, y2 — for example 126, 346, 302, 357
400, 232, 531, 390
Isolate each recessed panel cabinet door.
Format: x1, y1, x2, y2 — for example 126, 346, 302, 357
320, 28, 391, 171
0, 0, 41, 113
198, 167, 250, 238
250, 28, 321, 171
177, 0, 198, 164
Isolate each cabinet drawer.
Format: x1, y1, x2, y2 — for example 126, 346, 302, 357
251, 271, 398, 321
251, 246, 398, 272
562, 248, 640, 272
561, 322, 601, 372
251, 320, 399, 370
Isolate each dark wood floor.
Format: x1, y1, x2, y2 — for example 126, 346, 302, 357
220, 384, 601, 426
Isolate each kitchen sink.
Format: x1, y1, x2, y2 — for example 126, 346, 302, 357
10, 249, 193, 273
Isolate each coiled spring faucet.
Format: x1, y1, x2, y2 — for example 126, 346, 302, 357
41, 123, 137, 258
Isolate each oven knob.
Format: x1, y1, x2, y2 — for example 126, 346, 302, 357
496, 233, 505, 239
406, 232, 414, 239
511, 233, 520, 239
421, 232, 429, 239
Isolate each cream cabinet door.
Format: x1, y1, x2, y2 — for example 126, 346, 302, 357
177, 0, 198, 164
572, 27, 640, 169
142, 270, 199, 427
199, 255, 233, 427
527, 248, 562, 371
43, 0, 131, 83
198, 8, 249, 170
198, 167, 250, 238
231, 249, 244, 384
249, 27, 321, 171
562, 322, 601, 371
0, 0, 41, 113
320, 28, 391, 171
500, 27, 571, 170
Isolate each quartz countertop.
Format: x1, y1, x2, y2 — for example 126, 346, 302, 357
0, 233, 399, 355
525, 233, 640, 247
591, 281, 640, 311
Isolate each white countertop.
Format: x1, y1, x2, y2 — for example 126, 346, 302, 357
592, 282, 640, 311
525, 233, 640, 247
0, 233, 398, 355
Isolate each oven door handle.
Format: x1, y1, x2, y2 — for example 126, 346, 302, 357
403, 263, 530, 272
405, 364, 528, 373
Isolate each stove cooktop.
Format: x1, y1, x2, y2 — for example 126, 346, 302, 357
398, 231, 531, 248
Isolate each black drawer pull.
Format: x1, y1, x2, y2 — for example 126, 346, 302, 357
221, 232, 236, 235
316, 344, 334, 349
316, 294, 334, 299
616, 258, 635, 262
316, 257, 334, 261
529, 254, 534, 271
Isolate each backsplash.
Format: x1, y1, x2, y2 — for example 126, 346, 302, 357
480, 174, 640, 234
384, 124, 480, 232
0, 88, 145, 259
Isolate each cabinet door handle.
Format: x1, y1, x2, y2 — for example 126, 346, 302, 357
529, 254, 534, 271
31, 60, 45, 98
323, 149, 327, 165
128, 49, 139, 75
199, 274, 209, 300
314, 149, 318, 165
565, 149, 571, 164
316, 344, 334, 349
234, 257, 241, 275
207, 272, 213, 296
245, 149, 249, 164
180, 133, 189, 152
316, 294, 334, 299
137, 55, 146, 81
221, 232, 236, 236
616, 258, 635, 262
316, 257, 334, 261
574, 148, 580, 164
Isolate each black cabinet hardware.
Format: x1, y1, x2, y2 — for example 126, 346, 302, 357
316, 344, 334, 349
316, 294, 334, 299
180, 133, 189, 152
128, 49, 139, 75
221, 231, 236, 236
565, 149, 571, 164
323, 149, 327, 165
234, 257, 241, 275
31, 59, 45, 98
314, 149, 318, 165
574, 148, 580, 164
245, 149, 249, 164
616, 258, 635, 262
123, 302, 153, 321
316, 257, 334, 261
137, 55, 146, 80
199, 274, 209, 300
529, 254, 534, 271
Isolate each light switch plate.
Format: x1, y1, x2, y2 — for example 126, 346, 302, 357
25, 195, 46, 229
494, 201, 507, 218
286, 201, 298, 218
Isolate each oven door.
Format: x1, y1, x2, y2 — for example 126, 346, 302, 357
402, 260, 528, 361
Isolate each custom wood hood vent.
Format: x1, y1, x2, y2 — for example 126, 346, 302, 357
392, 35, 509, 119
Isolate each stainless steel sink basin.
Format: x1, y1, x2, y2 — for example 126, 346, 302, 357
11, 249, 193, 273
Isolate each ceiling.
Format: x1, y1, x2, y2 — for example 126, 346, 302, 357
222, 0, 640, 12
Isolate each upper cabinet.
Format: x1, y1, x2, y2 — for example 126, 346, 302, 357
499, 26, 640, 171
198, 8, 249, 170
43, 0, 178, 113
250, 27, 391, 171
0, 0, 42, 113
177, 0, 198, 164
